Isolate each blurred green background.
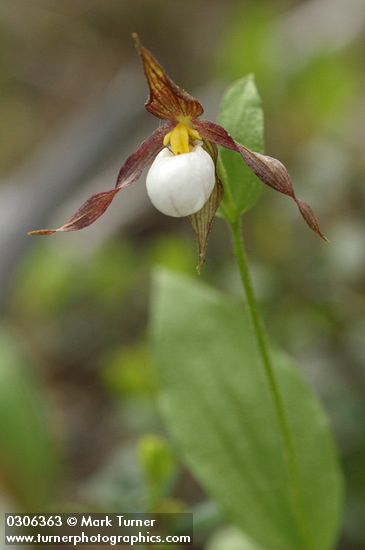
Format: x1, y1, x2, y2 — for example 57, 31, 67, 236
0, 1, 364, 548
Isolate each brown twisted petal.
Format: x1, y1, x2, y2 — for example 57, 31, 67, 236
133, 33, 204, 121
28, 190, 121, 235
29, 124, 172, 235
194, 119, 328, 241
115, 123, 174, 189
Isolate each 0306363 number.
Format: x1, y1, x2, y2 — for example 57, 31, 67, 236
6, 515, 62, 527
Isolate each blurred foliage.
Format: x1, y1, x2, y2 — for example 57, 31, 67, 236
205, 526, 264, 550
218, 1, 363, 149
0, 327, 60, 509
101, 344, 156, 397
138, 434, 178, 511
14, 241, 139, 317
218, 1, 278, 90
0, 1, 365, 548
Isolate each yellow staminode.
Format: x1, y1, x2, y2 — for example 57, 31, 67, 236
163, 122, 202, 155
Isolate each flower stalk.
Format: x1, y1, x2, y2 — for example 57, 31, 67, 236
25, 32, 335, 545
229, 217, 310, 549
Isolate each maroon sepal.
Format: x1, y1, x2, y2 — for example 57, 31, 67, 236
189, 178, 224, 273
194, 119, 327, 241
133, 33, 204, 122
189, 142, 223, 272
29, 125, 172, 235
115, 124, 173, 189
28, 189, 120, 235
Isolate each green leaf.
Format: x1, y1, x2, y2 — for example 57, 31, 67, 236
0, 327, 60, 508
217, 75, 264, 218
151, 270, 343, 550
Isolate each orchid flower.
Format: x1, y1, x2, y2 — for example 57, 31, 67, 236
30, 34, 326, 270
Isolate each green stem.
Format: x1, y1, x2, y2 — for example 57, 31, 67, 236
229, 218, 310, 549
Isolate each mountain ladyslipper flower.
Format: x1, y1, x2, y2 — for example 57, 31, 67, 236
146, 144, 215, 217
29, 33, 326, 270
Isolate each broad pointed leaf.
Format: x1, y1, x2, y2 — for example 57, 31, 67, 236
215, 75, 264, 215
151, 270, 343, 550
